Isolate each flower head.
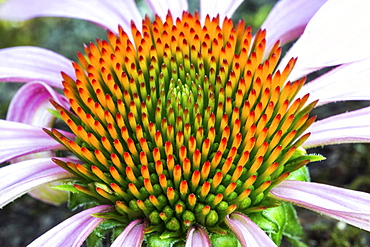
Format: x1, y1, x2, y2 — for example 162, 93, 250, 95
1, 0, 370, 246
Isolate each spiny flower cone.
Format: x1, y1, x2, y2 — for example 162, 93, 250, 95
46, 11, 316, 240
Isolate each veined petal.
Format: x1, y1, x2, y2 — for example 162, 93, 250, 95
111, 219, 146, 247
200, 0, 244, 22
279, 0, 370, 81
7, 81, 68, 126
0, 46, 74, 89
0, 0, 142, 33
270, 181, 370, 231
29, 205, 113, 247
303, 106, 370, 148
0, 157, 75, 208
185, 227, 211, 247
225, 212, 277, 247
297, 58, 370, 106
0, 120, 74, 163
145, 0, 188, 20
261, 0, 328, 53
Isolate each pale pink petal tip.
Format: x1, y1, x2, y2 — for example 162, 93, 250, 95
303, 106, 370, 148
6, 81, 69, 126
111, 219, 147, 247
186, 227, 211, 247
225, 212, 277, 246
200, 0, 244, 22
271, 180, 370, 231
28, 205, 113, 247
0, 46, 73, 89
279, 0, 370, 80
261, 0, 328, 53
145, 0, 188, 20
0, 0, 142, 33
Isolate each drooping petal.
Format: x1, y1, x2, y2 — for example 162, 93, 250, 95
0, 46, 74, 89
145, 0, 188, 20
0, 120, 74, 163
200, 0, 244, 22
279, 0, 370, 81
111, 219, 146, 247
296, 57, 370, 106
28, 205, 113, 247
6, 81, 68, 125
0, 157, 75, 208
261, 0, 328, 53
0, 0, 142, 33
185, 227, 211, 247
302, 106, 370, 148
270, 180, 370, 231
225, 212, 277, 246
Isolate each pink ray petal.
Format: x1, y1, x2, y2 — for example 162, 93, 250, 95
0, 46, 74, 89
28, 205, 113, 247
0, 120, 75, 163
145, 0, 188, 20
279, 0, 370, 81
6, 81, 68, 126
271, 180, 370, 231
111, 219, 146, 247
200, 0, 244, 22
0, 0, 142, 33
261, 0, 328, 53
303, 106, 370, 148
0, 157, 75, 208
225, 212, 277, 246
185, 227, 211, 247
297, 57, 370, 106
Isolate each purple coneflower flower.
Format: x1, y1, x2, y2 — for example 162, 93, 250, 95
1, 0, 370, 246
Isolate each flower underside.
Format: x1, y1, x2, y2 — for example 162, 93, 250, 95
47, 11, 316, 239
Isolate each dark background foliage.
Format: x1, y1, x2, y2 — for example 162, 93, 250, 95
0, 0, 370, 246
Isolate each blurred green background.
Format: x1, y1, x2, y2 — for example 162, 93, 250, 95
0, 0, 370, 246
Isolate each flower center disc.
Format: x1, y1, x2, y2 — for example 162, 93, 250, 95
50, 11, 316, 239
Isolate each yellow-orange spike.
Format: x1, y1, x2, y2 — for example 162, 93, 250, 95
144, 178, 154, 194
159, 173, 168, 191
188, 193, 197, 209
200, 182, 211, 198
123, 152, 139, 173
223, 182, 236, 197
111, 153, 124, 171
94, 149, 110, 168
247, 156, 263, 176
126, 167, 138, 183
231, 166, 243, 182
211, 172, 223, 190
179, 180, 189, 196
91, 165, 111, 184
191, 170, 201, 191
211, 150, 223, 170
182, 157, 191, 180
221, 157, 233, 175
259, 162, 279, 181
200, 161, 211, 182
173, 164, 182, 189
128, 183, 142, 199
109, 166, 126, 186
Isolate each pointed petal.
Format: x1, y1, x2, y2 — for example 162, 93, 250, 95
0, 46, 74, 88
297, 57, 370, 106
145, 0, 188, 20
200, 0, 244, 22
0, 0, 142, 33
279, 0, 370, 81
29, 205, 113, 247
225, 212, 277, 246
6, 81, 68, 125
271, 180, 370, 231
185, 227, 211, 247
261, 0, 328, 53
111, 219, 146, 247
0, 120, 74, 163
303, 106, 370, 148
0, 157, 75, 208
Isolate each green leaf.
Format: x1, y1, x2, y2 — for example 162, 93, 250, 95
287, 166, 311, 182
52, 184, 81, 193
282, 203, 304, 239
263, 205, 286, 245
68, 191, 100, 211
146, 232, 184, 247
210, 230, 242, 247
47, 108, 63, 120
248, 211, 279, 234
